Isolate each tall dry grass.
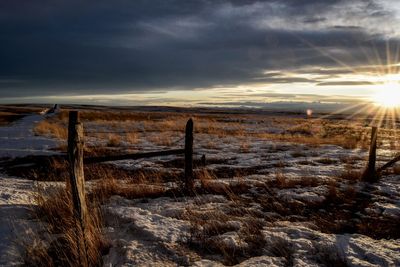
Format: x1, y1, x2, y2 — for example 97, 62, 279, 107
23, 187, 109, 267
34, 120, 68, 140
90, 176, 167, 203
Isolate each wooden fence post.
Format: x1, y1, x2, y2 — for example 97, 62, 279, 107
184, 118, 194, 192
362, 126, 378, 182
68, 111, 89, 267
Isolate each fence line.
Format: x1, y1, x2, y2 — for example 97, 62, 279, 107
66, 112, 400, 266
67, 111, 196, 266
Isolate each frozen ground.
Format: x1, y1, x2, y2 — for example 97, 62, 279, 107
94, 123, 400, 266
100, 176, 400, 266
1, 109, 400, 266
0, 114, 59, 158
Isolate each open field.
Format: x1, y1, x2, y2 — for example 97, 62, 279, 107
0, 105, 399, 266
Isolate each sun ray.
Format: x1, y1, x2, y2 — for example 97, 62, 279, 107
318, 102, 367, 120
296, 33, 400, 133
380, 108, 389, 129
345, 103, 373, 120
394, 42, 400, 74
386, 40, 392, 75
360, 46, 386, 77
362, 104, 380, 125
390, 108, 397, 145
370, 106, 384, 127
371, 41, 387, 76
296, 35, 362, 76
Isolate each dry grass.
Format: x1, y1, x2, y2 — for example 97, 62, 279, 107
106, 134, 121, 147
125, 132, 139, 144
196, 169, 249, 198
265, 237, 294, 266
90, 176, 166, 202
56, 110, 173, 123
286, 124, 313, 136
316, 158, 338, 165
257, 132, 366, 149
197, 169, 216, 188
339, 155, 362, 164
339, 165, 362, 181
0, 111, 25, 126
148, 133, 173, 146
34, 120, 68, 140
32, 108, 379, 151
202, 139, 218, 149
2, 156, 139, 182
313, 242, 348, 267
184, 207, 266, 265
291, 150, 307, 158
275, 171, 320, 189
239, 139, 250, 153
392, 164, 400, 174
23, 187, 109, 266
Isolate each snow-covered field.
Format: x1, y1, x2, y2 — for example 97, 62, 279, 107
1, 107, 399, 266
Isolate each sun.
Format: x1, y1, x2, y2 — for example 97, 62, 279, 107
372, 82, 400, 108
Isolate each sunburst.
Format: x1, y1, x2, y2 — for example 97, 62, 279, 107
303, 39, 400, 130
372, 81, 400, 108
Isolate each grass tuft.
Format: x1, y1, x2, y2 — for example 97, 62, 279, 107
23, 187, 109, 267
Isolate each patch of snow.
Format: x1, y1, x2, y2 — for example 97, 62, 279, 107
0, 114, 59, 158
277, 186, 328, 204
264, 221, 400, 267
368, 202, 400, 219
0, 176, 37, 265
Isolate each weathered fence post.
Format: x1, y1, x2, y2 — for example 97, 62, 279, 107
362, 126, 378, 182
184, 118, 194, 192
68, 111, 89, 267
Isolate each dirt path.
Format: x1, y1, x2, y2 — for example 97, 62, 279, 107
0, 114, 59, 265
0, 114, 58, 158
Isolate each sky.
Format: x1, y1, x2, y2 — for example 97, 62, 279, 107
1, 0, 400, 108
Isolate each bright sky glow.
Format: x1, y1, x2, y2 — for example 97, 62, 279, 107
372, 82, 400, 107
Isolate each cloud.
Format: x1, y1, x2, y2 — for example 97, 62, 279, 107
317, 81, 375, 86
0, 0, 399, 99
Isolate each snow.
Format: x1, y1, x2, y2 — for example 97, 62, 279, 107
193, 256, 286, 267
0, 114, 59, 265
0, 114, 59, 158
368, 202, 400, 219
106, 205, 190, 243
264, 221, 400, 267
103, 196, 192, 266
0, 110, 399, 266
277, 186, 328, 204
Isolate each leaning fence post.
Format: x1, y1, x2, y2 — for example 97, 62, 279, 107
68, 111, 89, 267
362, 126, 378, 182
184, 118, 194, 192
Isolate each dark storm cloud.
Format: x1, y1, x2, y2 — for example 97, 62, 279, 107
0, 0, 398, 98
303, 17, 327, 24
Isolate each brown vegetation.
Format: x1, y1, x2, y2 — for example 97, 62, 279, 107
90, 176, 167, 203
0, 111, 25, 126
184, 208, 266, 265
30, 107, 381, 151
23, 188, 109, 266
34, 120, 68, 140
